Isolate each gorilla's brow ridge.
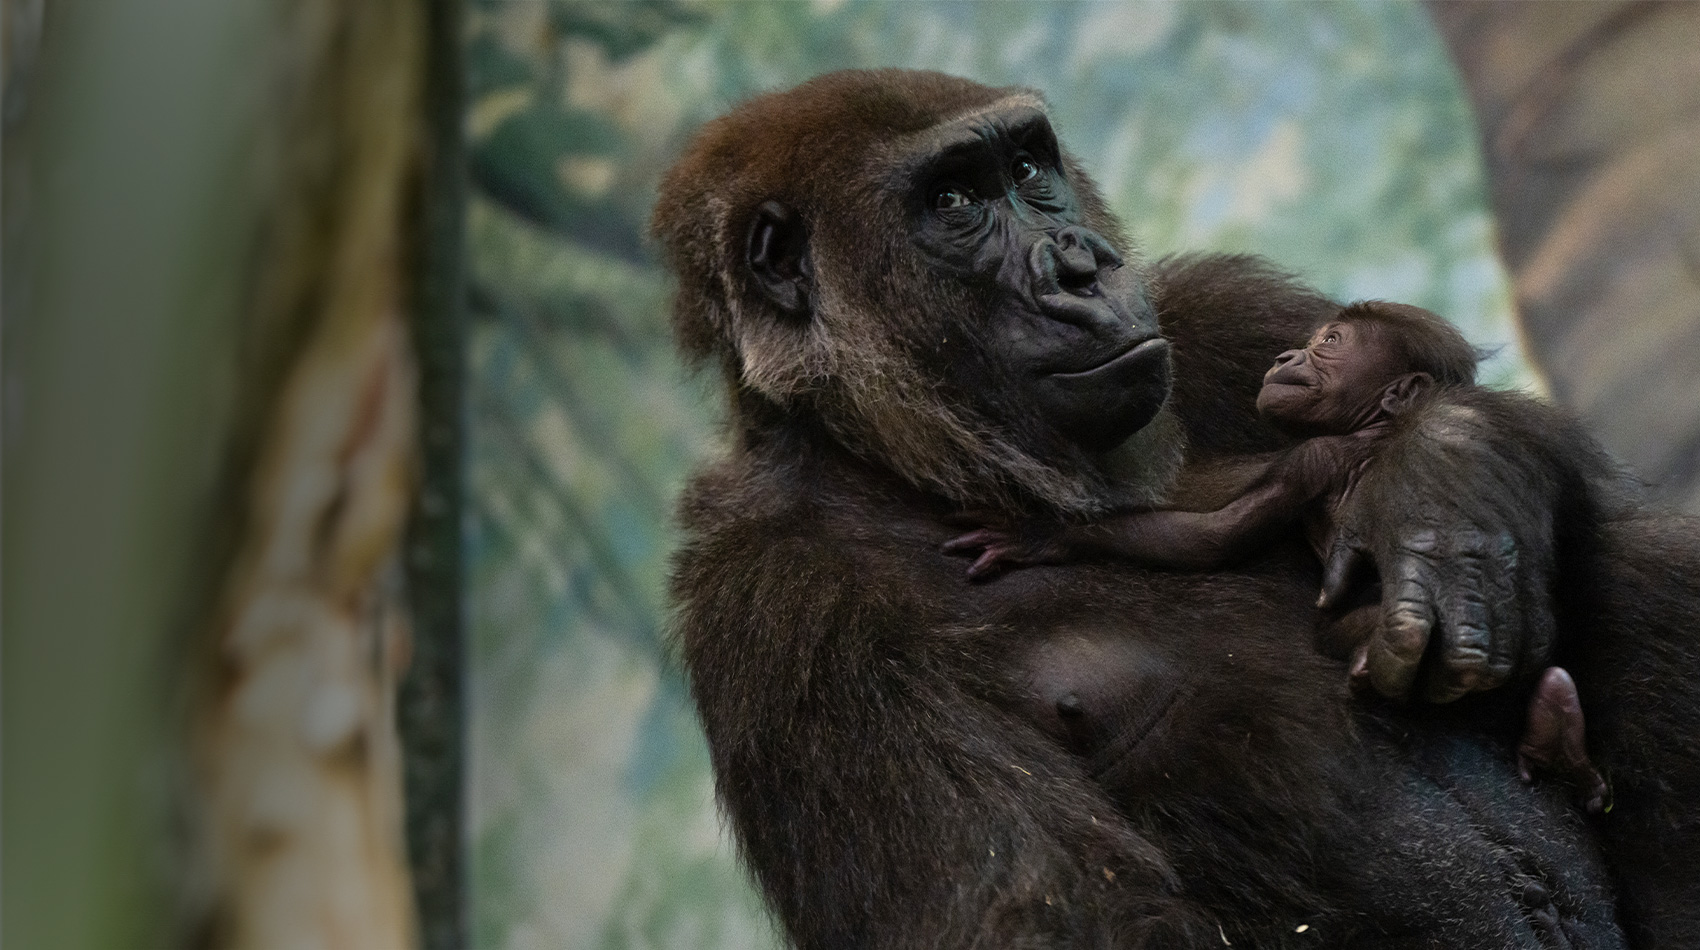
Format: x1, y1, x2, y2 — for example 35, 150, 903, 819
882, 98, 1054, 189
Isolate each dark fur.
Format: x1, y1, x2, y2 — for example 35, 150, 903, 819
1336, 300, 1480, 388
657, 70, 1637, 948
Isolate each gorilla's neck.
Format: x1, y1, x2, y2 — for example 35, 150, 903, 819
1098, 404, 1188, 508
731, 385, 1188, 519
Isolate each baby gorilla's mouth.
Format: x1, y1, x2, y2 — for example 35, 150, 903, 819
1263, 365, 1313, 388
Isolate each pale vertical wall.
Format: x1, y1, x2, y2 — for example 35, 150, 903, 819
3, 1, 434, 947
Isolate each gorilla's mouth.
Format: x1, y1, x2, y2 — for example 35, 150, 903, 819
1048, 336, 1170, 380
1036, 336, 1173, 451
1262, 364, 1313, 388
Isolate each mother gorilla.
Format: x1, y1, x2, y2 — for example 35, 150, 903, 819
655, 70, 1654, 948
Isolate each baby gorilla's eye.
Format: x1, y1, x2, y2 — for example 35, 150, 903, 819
1011, 155, 1039, 184
1322, 332, 1340, 344
932, 185, 974, 210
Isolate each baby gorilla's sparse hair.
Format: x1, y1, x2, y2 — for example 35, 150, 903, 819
1337, 301, 1480, 387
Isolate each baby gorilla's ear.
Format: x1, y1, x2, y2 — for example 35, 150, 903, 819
1379, 372, 1434, 417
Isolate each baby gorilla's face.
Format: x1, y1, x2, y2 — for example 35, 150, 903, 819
1256, 321, 1401, 436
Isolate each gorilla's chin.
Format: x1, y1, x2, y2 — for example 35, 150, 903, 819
1037, 337, 1173, 452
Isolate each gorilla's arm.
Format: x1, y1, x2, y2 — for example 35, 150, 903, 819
945, 438, 1349, 576
1154, 254, 1580, 702
1320, 388, 1610, 702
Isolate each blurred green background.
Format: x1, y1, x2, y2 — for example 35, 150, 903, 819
461, 3, 1530, 948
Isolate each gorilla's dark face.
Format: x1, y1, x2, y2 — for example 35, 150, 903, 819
658, 72, 1182, 513
904, 105, 1171, 451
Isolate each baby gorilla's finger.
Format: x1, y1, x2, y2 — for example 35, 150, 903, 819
966, 547, 1011, 580
1518, 667, 1607, 813
942, 529, 1006, 554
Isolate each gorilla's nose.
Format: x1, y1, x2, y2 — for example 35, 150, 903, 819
1033, 226, 1122, 296
1054, 231, 1099, 289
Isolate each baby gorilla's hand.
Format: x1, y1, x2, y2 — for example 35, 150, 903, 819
941, 517, 1075, 580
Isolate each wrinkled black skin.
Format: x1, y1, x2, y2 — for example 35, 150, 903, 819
901, 106, 1172, 451
661, 71, 1636, 949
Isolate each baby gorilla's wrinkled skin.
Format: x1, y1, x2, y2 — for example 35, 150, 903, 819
947, 303, 1609, 812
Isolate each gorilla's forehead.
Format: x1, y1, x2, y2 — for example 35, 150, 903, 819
935, 92, 1048, 132
871, 93, 1052, 181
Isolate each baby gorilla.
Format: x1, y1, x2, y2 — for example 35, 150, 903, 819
947, 300, 1607, 811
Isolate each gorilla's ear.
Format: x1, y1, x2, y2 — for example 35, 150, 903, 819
747, 201, 814, 319
1380, 372, 1434, 417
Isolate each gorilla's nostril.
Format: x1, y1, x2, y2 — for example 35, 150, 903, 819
1054, 242, 1101, 295
1058, 268, 1098, 296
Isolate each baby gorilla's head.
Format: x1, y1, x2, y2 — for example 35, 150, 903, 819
1256, 301, 1479, 437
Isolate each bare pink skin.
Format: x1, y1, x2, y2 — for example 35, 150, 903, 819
1518, 666, 1608, 814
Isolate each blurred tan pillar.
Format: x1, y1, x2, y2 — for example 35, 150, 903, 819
191, 0, 427, 947
3, 0, 432, 946
1428, 0, 1700, 511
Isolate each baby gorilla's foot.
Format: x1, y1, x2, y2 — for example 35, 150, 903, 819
1517, 667, 1608, 814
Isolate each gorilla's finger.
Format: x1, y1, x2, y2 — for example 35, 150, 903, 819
1318, 538, 1368, 610
1500, 531, 1559, 680
1479, 532, 1525, 687
1368, 562, 1436, 700
1418, 538, 1493, 703
1347, 641, 1373, 694
1424, 589, 1493, 704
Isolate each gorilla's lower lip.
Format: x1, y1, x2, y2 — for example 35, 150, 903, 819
1264, 367, 1311, 387
1049, 337, 1170, 379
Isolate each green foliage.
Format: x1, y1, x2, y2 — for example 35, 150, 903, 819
462, 3, 1532, 947
472, 106, 627, 235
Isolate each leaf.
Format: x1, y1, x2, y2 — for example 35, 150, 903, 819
547, 0, 707, 62
469, 105, 629, 239
467, 33, 533, 98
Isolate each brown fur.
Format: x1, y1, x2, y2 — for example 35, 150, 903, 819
656, 70, 1631, 949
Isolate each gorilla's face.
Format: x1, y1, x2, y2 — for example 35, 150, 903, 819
904, 104, 1171, 452
661, 71, 1182, 511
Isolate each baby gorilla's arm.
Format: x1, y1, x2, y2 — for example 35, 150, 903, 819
945, 437, 1360, 578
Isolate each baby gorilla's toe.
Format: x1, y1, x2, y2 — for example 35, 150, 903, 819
1517, 667, 1608, 813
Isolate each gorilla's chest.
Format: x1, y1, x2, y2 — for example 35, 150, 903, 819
929, 540, 1347, 793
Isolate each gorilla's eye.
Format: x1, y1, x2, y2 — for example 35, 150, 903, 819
1012, 155, 1040, 184
1322, 331, 1340, 345
932, 185, 974, 211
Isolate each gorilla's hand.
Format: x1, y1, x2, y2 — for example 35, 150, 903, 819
943, 516, 1076, 580
1317, 394, 1569, 704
